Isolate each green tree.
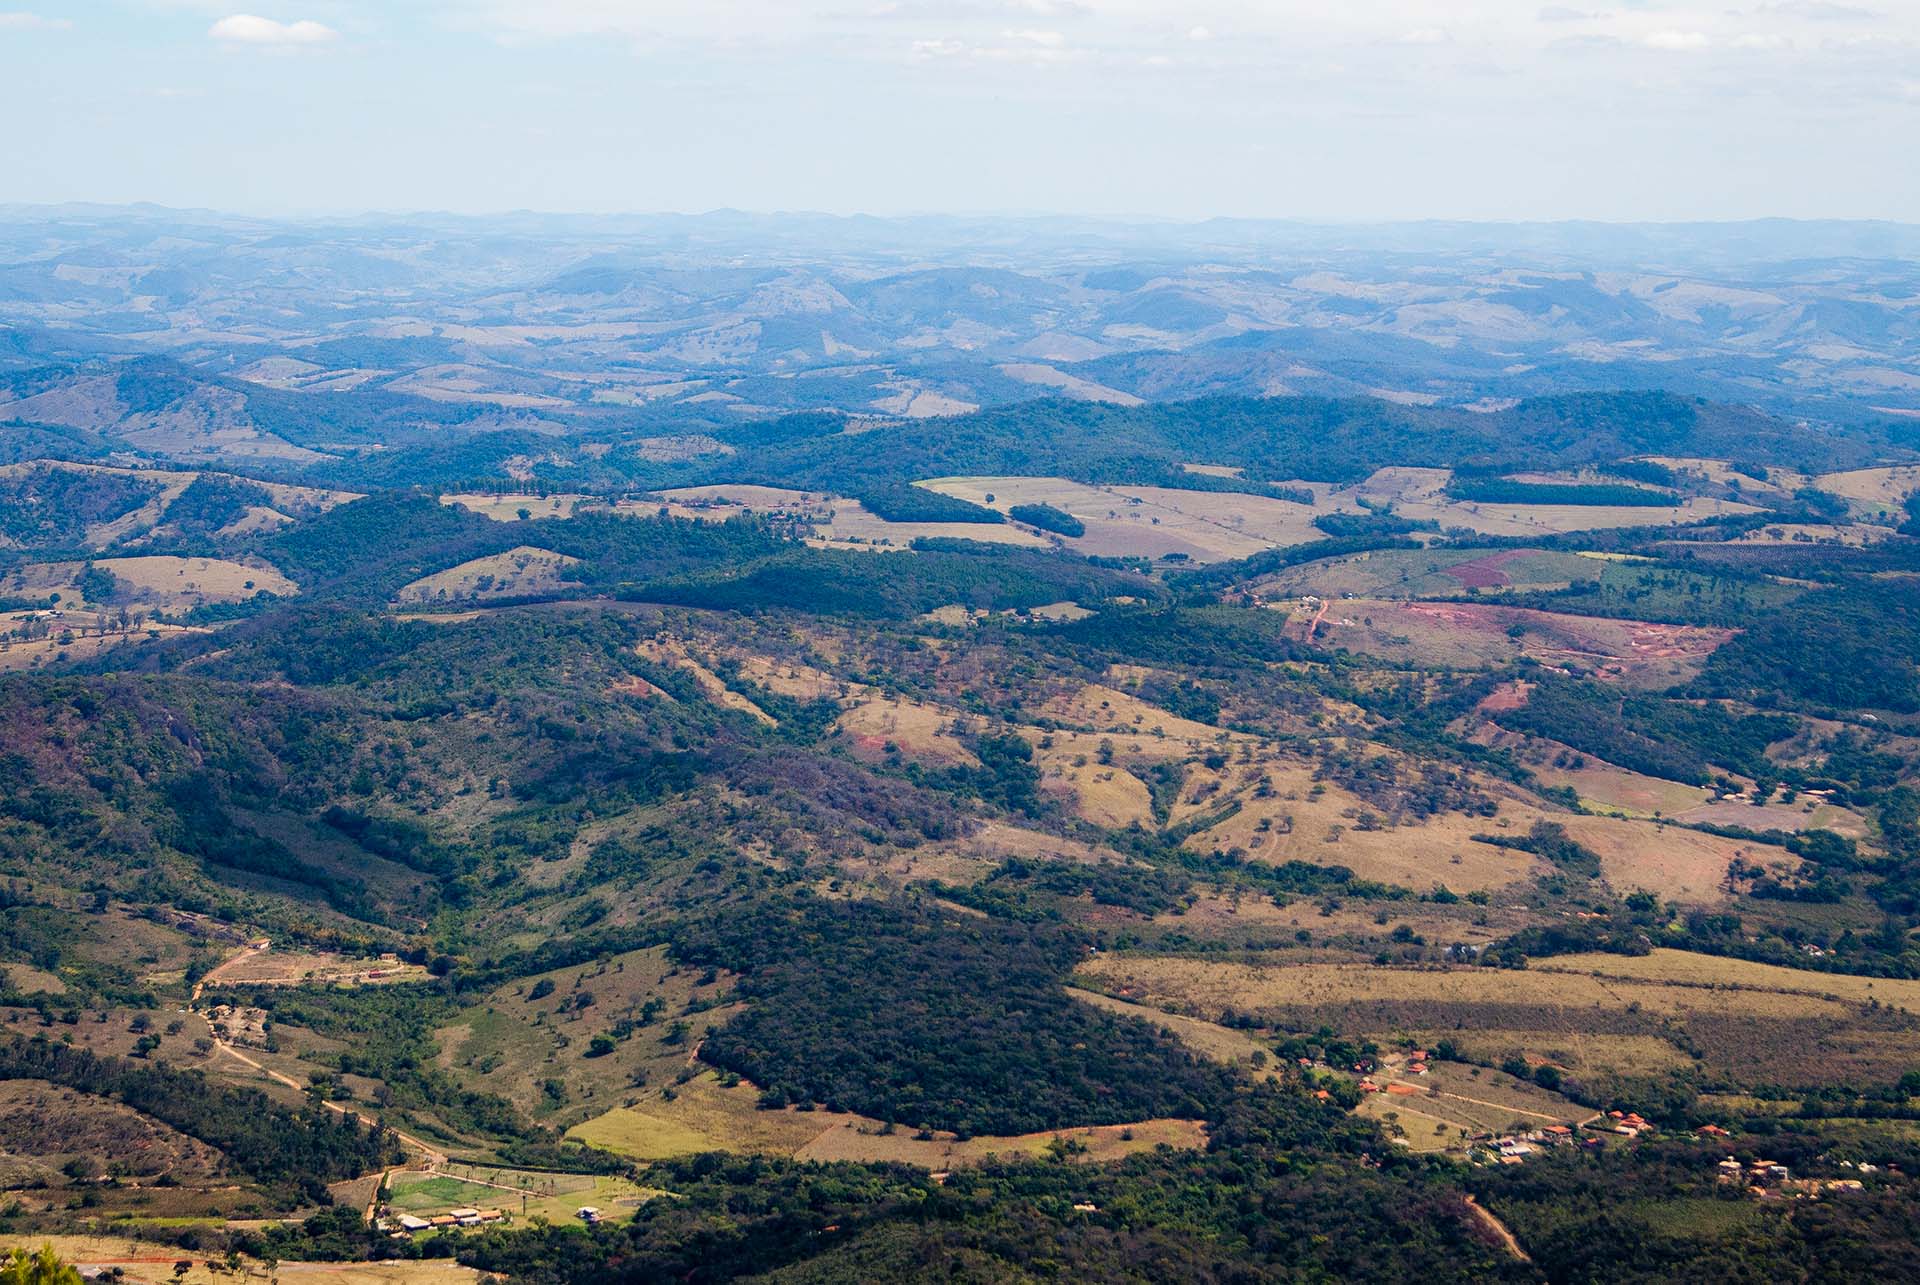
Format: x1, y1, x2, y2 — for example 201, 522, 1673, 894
0, 1246, 83, 1285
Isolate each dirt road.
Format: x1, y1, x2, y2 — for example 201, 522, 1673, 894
189, 943, 448, 1167
1464, 1195, 1530, 1262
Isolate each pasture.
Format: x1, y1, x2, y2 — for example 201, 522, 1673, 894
393, 547, 580, 605
35, 1236, 482, 1285
1, 556, 294, 612
436, 946, 742, 1132
567, 1067, 1204, 1169
1278, 598, 1733, 685
1813, 464, 1920, 519
1074, 948, 1920, 1091
651, 484, 1046, 551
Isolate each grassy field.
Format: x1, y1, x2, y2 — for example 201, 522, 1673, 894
1, 556, 294, 613
436, 946, 742, 1132
1359, 1060, 1585, 1150
650, 484, 1047, 552
441, 493, 595, 521
1276, 598, 1734, 686
1258, 547, 1601, 600
1813, 464, 1920, 519
567, 1067, 1205, 1170
0, 1081, 227, 1190
1535, 949, 1920, 1008
394, 547, 581, 605
29, 1235, 481, 1285
1074, 948, 1920, 1092
384, 1168, 663, 1225
794, 1116, 1207, 1167
1490, 733, 1711, 817
921, 476, 1314, 563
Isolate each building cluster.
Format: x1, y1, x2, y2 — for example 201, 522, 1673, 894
1480, 1124, 1582, 1164
386, 1208, 506, 1236
1719, 1156, 1878, 1200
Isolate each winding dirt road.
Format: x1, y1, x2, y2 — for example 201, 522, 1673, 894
188, 943, 448, 1167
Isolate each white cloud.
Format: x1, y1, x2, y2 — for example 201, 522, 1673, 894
908, 36, 964, 58
1765, 1, 1880, 20
208, 14, 339, 45
1186, 25, 1211, 41
1643, 29, 1710, 50
0, 10, 70, 29
1396, 27, 1450, 45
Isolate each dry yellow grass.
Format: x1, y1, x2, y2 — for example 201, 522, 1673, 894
1555, 814, 1796, 903
1480, 728, 1711, 818
795, 1116, 1206, 1167
568, 1072, 848, 1159
93, 556, 294, 606
1643, 457, 1810, 500
1813, 464, 1920, 513
837, 697, 978, 766
1729, 522, 1896, 547
570, 1067, 1204, 1170
636, 638, 775, 724
919, 469, 1758, 563
653, 484, 1044, 552
1035, 749, 1155, 827
1185, 760, 1541, 894
0, 615, 204, 672
921, 476, 1282, 562
1073, 954, 1868, 1026
393, 547, 580, 605
1537, 949, 1920, 1008
27, 1236, 481, 1285
1069, 987, 1279, 1078
1043, 681, 1238, 746
440, 492, 594, 522
1, 460, 356, 550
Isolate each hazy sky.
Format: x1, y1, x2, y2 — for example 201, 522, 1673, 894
5, 1, 1918, 221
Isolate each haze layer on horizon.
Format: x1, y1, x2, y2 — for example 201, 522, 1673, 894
3, 1, 1918, 223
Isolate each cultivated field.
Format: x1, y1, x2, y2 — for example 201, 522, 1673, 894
1278, 598, 1733, 685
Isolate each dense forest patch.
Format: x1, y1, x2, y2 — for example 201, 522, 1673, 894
669, 896, 1237, 1134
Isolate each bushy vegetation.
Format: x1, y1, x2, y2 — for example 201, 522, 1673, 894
1008, 502, 1086, 537
855, 484, 1003, 524
0, 1035, 400, 1200
0, 465, 159, 550
669, 895, 1236, 1134
1448, 477, 1676, 507
1490, 677, 1795, 785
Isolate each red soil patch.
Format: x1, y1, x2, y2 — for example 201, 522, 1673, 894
1442, 549, 1532, 589
1476, 680, 1534, 713
610, 675, 673, 701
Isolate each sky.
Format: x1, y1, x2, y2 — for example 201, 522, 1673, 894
3, 1, 1918, 222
